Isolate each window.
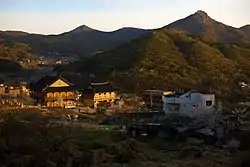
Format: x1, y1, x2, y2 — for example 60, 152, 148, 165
206, 101, 212, 106
47, 93, 53, 98
67, 92, 73, 96
54, 92, 60, 97
61, 92, 66, 97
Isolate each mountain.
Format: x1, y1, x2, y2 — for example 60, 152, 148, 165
0, 26, 150, 57
0, 30, 29, 37
67, 25, 96, 33
73, 28, 250, 101
1, 10, 249, 58
166, 10, 250, 44
240, 25, 250, 37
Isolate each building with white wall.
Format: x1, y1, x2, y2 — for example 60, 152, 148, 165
162, 90, 215, 114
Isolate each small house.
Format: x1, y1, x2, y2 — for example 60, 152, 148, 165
5, 82, 22, 96
162, 90, 215, 114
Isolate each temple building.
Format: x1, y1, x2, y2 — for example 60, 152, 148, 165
30, 75, 77, 108
30, 74, 118, 108
90, 81, 118, 108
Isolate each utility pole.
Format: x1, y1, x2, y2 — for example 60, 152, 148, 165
150, 91, 153, 111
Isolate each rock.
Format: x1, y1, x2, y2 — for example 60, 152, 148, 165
197, 128, 215, 137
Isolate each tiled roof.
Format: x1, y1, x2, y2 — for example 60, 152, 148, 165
90, 82, 117, 93
5, 82, 20, 87
44, 86, 76, 92
163, 92, 186, 98
30, 75, 58, 91
30, 74, 118, 93
30, 75, 73, 91
62, 73, 90, 90
163, 90, 214, 98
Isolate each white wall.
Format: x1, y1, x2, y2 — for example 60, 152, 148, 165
162, 92, 215, 114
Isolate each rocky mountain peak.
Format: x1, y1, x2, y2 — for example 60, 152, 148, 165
72, 25, 95, 33
193, 10, 211, 24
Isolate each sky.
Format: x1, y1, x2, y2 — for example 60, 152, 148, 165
0, 0, 249, 34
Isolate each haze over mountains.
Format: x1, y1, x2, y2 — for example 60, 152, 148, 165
0, 10, 249, 57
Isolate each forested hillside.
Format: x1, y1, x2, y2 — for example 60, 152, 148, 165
0, 42, 35, 62
73, 29, 250, 101
0, 42, 37, 72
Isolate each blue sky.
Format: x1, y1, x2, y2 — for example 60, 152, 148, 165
0, 0, 249, 34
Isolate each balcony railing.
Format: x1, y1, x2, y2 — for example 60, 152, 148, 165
94, 96, 116, 102
45, 96, 76, 101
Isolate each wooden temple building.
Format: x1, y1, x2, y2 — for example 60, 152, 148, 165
90, 82, 118, 108
30, 75, 77, 108
30, 74, 118, 108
